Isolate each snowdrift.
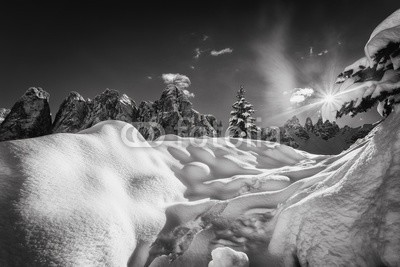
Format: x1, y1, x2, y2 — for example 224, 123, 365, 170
147, 109, 400, 266
1, 109, 400, 266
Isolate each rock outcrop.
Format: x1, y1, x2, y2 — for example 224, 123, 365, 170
136, 85, 218, 138
52, 89, 137, 133
52, 92, 91, 133
0, 87, 52, 141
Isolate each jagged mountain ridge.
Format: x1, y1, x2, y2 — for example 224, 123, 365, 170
261, 115, 375, 154
0, 87, 221, 142
0, 88, 374, 154
0, 88, 52, 142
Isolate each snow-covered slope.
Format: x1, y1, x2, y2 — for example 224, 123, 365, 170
1, 108, 399, 266
148, 109, 400, 267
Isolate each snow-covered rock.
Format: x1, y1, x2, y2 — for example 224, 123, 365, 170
208, 247, 249, 267
0, 87, 52, 142
0, 108, 10, 124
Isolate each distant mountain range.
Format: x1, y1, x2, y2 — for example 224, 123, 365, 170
0, 87, 376, 154
260, 116, 376, 154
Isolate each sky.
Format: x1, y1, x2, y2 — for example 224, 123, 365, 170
0, 0, 398, 128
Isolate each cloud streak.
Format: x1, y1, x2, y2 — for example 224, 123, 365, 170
210, 48, 233, 56
194, 48, 202, 59
290, 88, 314, 103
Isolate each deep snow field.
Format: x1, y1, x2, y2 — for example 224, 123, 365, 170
0, 108, 399, 266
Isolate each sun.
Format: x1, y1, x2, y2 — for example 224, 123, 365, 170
324, 93, 336, 103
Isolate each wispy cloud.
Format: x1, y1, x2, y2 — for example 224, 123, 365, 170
147, 76, 153, 80
194, 48, 203, 59
317, 49, 329, 56
210, 48, 233, 56
202, 34, 209, 41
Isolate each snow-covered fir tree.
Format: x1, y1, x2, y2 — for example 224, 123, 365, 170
228, 86, 259, 138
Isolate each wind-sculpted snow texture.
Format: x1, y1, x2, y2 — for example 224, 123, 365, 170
0, 121, 186, 266
147, 109, 400, 266
1, 108, 399, 266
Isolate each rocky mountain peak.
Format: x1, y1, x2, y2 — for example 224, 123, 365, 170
78, 89, 138, 130
0, 87, 52, 141
25, 87, 50, 99
52, 91, 90, 133
158, 85, 193, 115
284, 115, 302, 128
0, 87, 219, 141
304, 117, 314, 132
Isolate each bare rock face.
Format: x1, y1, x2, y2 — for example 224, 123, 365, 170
136, 85, 218, 139
0, 86, 220, 141
280, 116, 310, 149
313, 118, 340, 140
53, 86, 219, 139
0, 87, 52, 141
82, 89, 138, 129
52, 92, 90, 133
53, 89, 138, 133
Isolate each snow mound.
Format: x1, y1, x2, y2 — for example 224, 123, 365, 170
208, 247, 249, 267
1, 115, 399, 266
0, 120, 185, 266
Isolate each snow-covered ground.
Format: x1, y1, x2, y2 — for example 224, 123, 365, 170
1, 10, 400, 266
1, 107, 399, 266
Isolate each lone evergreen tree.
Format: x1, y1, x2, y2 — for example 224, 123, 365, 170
228, 86, 258, 138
